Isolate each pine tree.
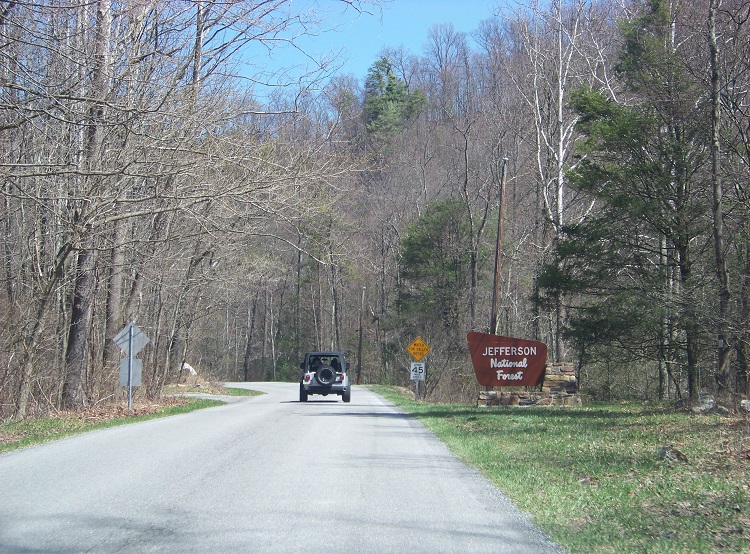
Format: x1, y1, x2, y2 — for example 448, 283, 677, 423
543, 0, 709, 400
363, 57, 426, 135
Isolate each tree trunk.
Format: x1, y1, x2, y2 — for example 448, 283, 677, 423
63, 228, 97, 409
708, 0, 731, 394
103, 218, 127, 370
738, 238, 750, 395
62, 0, 111, 410
243, 291, 259, 381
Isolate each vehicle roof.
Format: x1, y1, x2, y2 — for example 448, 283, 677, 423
305, 351, 345, 357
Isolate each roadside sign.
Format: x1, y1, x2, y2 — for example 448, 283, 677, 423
119, 358, 142, 387
113, 323, 149, 356
113, 322, 150, 410
466, 332, 548, 387
407, 337, 430, 361
410, 362, 425, 381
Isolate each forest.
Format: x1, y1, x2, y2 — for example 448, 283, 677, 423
1, 0, 749, 419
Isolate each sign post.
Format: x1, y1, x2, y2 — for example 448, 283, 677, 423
407, 337, 430, 399
113, 322, 150, 410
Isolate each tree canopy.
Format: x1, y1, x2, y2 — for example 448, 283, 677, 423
363, 56, 427, 135
2, 0, 750, 417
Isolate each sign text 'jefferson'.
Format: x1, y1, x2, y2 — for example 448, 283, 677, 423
467, 332, 548, 387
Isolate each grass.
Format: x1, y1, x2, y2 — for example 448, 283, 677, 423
1, 383, 265, 454
0, 398, 225, 455
223, 387, 264, 397
373, 386, 750, 554
161, 384, 263, 397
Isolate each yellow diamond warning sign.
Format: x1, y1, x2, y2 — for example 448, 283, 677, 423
407, 337, 430, 361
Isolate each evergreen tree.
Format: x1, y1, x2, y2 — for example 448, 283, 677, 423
397, 199, 471, 336
363, 56, 426, 135
542, 0, 710, 400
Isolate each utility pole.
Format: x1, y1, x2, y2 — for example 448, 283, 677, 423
490, 158, 509, 336
357, 286, 365, 384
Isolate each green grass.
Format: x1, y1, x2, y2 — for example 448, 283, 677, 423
0, 398, 225, 455
223, 387, 264, 397
373, 386, 750, 554
161, 383, 265, 397
1, 385, 265, 454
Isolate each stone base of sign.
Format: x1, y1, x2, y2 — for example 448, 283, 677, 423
477, 362, 581, 407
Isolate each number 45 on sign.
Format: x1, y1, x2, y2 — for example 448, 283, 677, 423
410, 362, 425, 381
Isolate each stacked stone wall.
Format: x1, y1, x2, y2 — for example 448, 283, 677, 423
477, 362, 581, 407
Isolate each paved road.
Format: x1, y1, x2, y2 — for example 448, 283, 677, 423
0, 383, 562, 553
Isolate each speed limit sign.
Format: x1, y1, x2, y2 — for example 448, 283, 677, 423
410, 362, 426, 381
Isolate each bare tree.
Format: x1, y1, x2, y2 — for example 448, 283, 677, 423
0, 0, 381, 417
497, 0, 626, 360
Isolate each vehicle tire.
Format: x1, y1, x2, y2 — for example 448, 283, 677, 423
342, 388, 351, 403
299, 385, 308, 402
315, 365, 335, 386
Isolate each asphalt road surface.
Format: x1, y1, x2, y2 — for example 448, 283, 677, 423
0, 383, 562, 553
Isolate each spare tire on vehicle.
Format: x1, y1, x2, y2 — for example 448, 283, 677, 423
315, 365, 336, 385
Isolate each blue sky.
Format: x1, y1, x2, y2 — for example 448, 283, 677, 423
253, 0, 499, 87
321, 0, 498, 77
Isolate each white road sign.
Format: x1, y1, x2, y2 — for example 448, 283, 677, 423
113, 322, 150, 409
113, 323, 149, 356
410, 362, 426, 381
119, 358, 142, 387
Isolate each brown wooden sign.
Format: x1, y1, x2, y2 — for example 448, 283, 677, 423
466, 332, 548, 387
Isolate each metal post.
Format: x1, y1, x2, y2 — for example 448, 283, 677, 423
128, 323, 133, 410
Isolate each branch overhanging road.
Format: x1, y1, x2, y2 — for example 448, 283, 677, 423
0, 383, 563, 553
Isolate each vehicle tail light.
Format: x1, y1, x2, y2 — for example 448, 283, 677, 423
336, 374, 345, 382
304, 374, 311, 383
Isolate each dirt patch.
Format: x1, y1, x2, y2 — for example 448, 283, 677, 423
0, 429, 21, 444
64, 396, 190, 423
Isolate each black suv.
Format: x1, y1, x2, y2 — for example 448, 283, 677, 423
299, 351, 351, 402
